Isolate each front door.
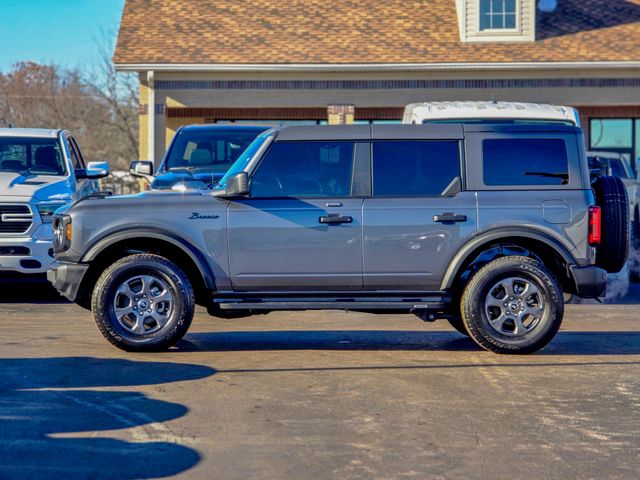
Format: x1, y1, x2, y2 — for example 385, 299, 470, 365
363, 140, 477, 291
227, 140, 363, 291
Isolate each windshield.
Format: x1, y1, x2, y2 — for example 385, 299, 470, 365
216, 132, 274, 190
164, 130, 262, 176
0, 137, 66, 176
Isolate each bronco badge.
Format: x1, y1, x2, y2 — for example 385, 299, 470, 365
189, 212, 220, 220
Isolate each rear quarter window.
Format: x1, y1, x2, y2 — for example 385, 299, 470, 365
483, 138, 569, 186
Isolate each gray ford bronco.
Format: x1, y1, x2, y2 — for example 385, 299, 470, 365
48, 124, 629, 354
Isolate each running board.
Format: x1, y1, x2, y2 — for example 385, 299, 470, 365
215, 297, 448, 311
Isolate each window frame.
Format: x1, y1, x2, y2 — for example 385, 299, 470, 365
247, 140, 358, 199
370, 140, 465, 198
478, 0, 520, 34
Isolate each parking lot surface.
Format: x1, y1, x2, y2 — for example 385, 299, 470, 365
1, 289, 639, 479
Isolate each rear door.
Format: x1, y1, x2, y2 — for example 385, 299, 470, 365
227, 140, 366, 291
363, 125, 477, 291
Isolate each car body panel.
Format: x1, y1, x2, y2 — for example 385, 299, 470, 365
362, 193, 478, 290
227, 198, 364, 290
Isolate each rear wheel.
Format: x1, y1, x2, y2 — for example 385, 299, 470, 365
461, 256, 563, 354
92, 254, 195, 352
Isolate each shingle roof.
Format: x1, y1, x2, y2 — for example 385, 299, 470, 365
114, 0, 640, 65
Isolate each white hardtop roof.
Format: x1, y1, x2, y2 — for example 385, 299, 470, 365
404, 101, 579, 124
0, 128, 61, 138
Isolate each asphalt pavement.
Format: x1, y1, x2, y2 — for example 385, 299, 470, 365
0, 286, 639, 479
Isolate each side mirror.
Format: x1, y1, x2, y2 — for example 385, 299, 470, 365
129, 160, 155, 180
75, 162, 110, 180
86, 161, 110, 179
225, 172, 250, 197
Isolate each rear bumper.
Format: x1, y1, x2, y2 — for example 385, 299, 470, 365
47, 261, 89, 302
569, 265, 607, 298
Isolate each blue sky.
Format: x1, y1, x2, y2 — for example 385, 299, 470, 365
0, 0, 125, 72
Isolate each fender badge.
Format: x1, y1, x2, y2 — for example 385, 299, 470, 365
189, 212, 220, 220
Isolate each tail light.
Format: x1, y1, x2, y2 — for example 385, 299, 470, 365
588, 206, 601, 246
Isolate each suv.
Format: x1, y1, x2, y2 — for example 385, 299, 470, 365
130, 125, 269, 190
0, 128, 109, 279
48, 124, 628, 354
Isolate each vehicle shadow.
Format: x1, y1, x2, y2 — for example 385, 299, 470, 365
0, 357, 216, 479
177, 330, 640, 356
0, 282, 67, 304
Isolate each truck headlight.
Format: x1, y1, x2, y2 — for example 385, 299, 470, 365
37, 202, 67, 223
52, 214, 72, 253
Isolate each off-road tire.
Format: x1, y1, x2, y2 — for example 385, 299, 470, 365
593, 175, 629, 273
92, 254, 195, 352
461, 256, 564, 355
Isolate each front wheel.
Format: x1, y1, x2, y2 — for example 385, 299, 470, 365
91, 254, 195, 352
461, 256, 563, 354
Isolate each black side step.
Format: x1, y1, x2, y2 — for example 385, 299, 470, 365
215, 297, 448, 311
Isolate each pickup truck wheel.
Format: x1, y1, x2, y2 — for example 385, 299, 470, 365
461, 256, 563, 355
91, 254, 195, 352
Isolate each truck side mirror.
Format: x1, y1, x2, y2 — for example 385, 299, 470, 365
85, 161, 110, 179
226, 172, 250, 197
75, 161, 110, 180
129, 160, 154, 180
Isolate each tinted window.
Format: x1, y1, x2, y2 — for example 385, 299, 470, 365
251, 142, 354, 197
483, 138, 569, 186
165, 130, 262, 176
372, 141, 460, 196
0, 137, 65, 176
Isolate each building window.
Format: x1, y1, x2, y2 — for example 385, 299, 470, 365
590, 118, 640, 171
479, 0, 517, 31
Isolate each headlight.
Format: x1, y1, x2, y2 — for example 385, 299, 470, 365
37, 202, 67, 223
52, 215, 72, 253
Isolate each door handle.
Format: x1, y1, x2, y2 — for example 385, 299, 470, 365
433, 213, 467, 223
319, 214, 353, 225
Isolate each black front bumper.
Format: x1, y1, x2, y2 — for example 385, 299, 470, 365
569, 265, 607, 298
47, 262, 89, 302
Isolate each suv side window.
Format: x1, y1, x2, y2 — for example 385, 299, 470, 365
483, 138, 569, 186
372, 141, 460, 196
251, 141, 354, 198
